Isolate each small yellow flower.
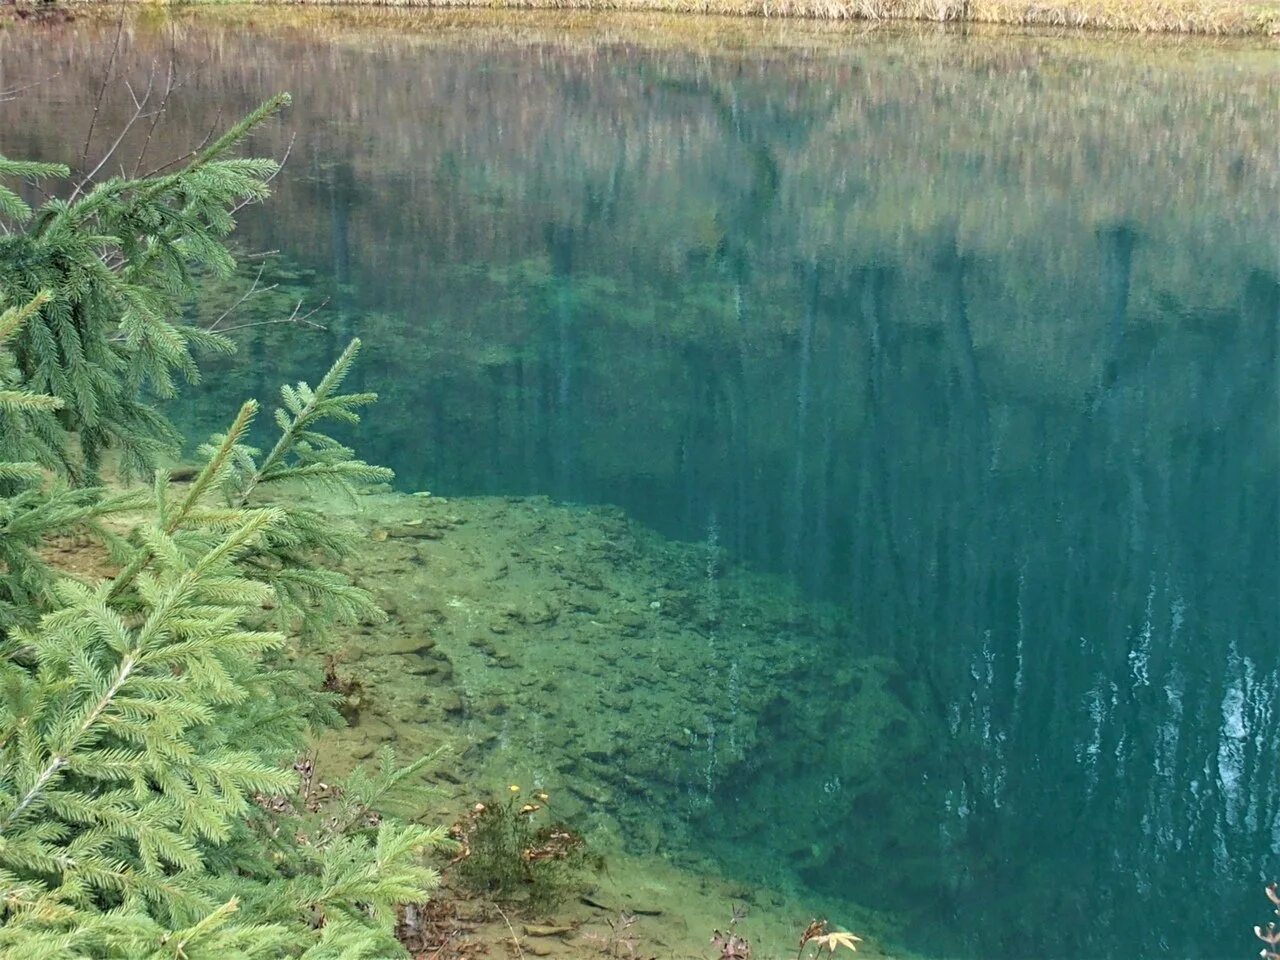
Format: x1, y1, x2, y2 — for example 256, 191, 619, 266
508, 784, 520, 793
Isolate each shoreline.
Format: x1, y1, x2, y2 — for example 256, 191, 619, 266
35, 0, 1280, 36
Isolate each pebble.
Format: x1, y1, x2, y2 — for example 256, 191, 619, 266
523, 924, 573, 937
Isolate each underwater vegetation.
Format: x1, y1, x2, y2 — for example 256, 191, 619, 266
449, 787, 600, 912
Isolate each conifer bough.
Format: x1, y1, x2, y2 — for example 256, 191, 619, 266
0, 97, 443, 958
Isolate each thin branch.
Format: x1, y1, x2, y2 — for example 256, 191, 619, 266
209, 297, 329, 336
107, 290, 325, 347
131, 59, 175, 178
99, 248, 126, 273
0, 72, 61, 103
494, 904, 524, 960
69, 66, 157, 203
140, 107, 221, 179
81, 8, 126, 167
85, 43, 207, 190
130, 34, 205, 180
205, 263, 274, 330
131, 20, 180, 177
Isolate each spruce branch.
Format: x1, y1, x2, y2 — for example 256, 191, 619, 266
173, 400, 259, 532
2, 95, 295, 480
129, 92, 292, 213
0, 102, 443, 957
236, 337, 383, 505
0, 292, 53, 344
0, 159, 68, 224
104, 401, 259, 605
1, 509, 286, 838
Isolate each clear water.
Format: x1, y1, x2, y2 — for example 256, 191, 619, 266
2, 11, 1277, 957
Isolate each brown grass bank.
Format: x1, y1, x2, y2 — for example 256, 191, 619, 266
37, 0, 1279, 34
186, 0, 1280, 35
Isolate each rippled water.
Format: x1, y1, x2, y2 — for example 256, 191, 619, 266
2, 11, 1277, 957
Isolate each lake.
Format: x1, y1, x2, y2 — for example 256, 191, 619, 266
1, 10, 1277, 957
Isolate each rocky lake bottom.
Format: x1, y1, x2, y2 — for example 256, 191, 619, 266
297, 485, 930, 958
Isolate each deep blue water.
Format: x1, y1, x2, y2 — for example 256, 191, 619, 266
3, 13, 1277, 957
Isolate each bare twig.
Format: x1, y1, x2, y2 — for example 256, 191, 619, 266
494, 904, 524, 960
140, 108, 221, 179
131, 59, 176, 178
204, 264, 275, 330
131, 21, 180, 177
70, 66, 158, 202
207, 296, 329, 336
129, 28, 206, 180
0, 73, 61, 103
81, 8, 126, 167
108, 296, 327, 344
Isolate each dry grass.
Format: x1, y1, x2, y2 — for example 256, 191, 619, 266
43, 0, 1280, 33
198, 0, 1280, 35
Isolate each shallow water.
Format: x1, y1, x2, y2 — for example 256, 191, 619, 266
2, 10, 1278, 957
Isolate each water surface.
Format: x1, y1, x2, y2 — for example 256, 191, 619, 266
2, 12, 1277, 957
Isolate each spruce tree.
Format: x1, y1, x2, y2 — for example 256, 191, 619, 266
0, 100, 444, 958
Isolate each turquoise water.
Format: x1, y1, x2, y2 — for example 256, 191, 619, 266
2, 12, 1277, 957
